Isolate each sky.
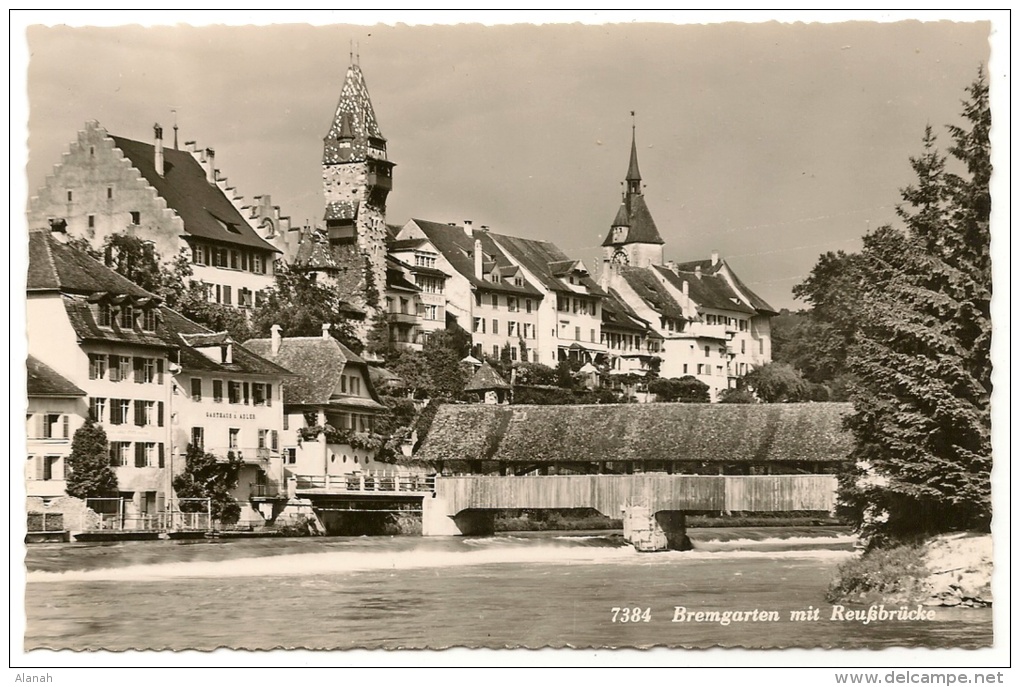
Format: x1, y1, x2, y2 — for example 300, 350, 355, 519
17, 13, 996, 312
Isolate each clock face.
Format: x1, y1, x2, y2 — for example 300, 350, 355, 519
611, 249, 630, 266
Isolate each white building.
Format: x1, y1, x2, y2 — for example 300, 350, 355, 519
26, 356, 88, 499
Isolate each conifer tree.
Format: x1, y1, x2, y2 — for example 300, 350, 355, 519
66, 419, 119, 500
839, 72, 992, 542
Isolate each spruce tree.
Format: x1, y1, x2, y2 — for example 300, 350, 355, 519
840, 73, 992, 542
66, 419, 119, 500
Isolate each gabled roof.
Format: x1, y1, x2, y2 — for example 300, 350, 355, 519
602, 194, 664, 247
160, 308, 292, 378
488, 232, 606, 297
601, 289, 653, 333
389, 238, 430, 251
653, 265, 756, 316
464, 362, 510, 393
617, 266, 686, 321
109, 135, 279, 253
27, 355, 86, 397
407, 220, 543, 297
416, 403, 853, 465
672, 259, 777, 315
27, 231, 158, 298
244, 335, 382, 408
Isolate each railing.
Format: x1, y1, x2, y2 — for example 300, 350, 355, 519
294, 472, 435, 494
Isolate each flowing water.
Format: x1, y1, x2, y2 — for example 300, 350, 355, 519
23, 527, 992, 650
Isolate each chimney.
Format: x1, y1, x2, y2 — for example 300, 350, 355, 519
48, 218, 68, 241
474, 238, 483, 279
205, 148, 216, 184
666, 260, 678, 274
695, 265, 702, 279
321, 323, 331, 340
682, 280, 689, 296
154, 123, 164, 177
711, 250, 719, 266
463, 219, 473, 237
480, 225, 490, 232
271, 324, 282, 355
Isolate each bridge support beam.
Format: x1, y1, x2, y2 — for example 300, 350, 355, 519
422, 498, 496, 537
622, 507, 691, 552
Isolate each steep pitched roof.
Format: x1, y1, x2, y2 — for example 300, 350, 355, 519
27, 231, 158, 298
386, 255, 421, 293
488, 232, 606, 297
672, 259, 777, 315
617, 266, 686, 321
109, 135, 279, 253
417, 403, 853, 465
464, 362, 510, 392
27, 355, 86, 397
323, 63, 387, 164
159, 308, 292, 378
653, 265, 756, 316
602, 194, 664, 247
601, 289, 653, 333
243, 335, 382, 408
61, 296, 170, 348
408, 220, 543, 297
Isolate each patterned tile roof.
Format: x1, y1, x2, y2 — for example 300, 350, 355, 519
323, 63, 387, 164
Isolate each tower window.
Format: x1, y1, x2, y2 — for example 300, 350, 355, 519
67, 191, 73, 202
88, 215, 95, 228
107, 187, 113, 199
130, 211, 141, 225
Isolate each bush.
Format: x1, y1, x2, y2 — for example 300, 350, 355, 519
648, 376, 709, 403
718, 388, 757, 404
826, 542, 929, 604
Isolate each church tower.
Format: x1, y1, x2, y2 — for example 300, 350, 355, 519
602, 118, 665, 269
322, 58, 394, 315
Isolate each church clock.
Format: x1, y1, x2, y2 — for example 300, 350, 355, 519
611, 249, 630, 266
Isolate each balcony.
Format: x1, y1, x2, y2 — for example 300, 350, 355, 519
389, 312, 417, 326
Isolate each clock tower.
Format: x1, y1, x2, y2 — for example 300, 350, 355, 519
602, 118, 665, 270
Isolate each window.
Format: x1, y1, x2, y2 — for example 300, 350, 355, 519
228, 381, 242, 404
88, 215, 95, 228
38, 413, 69, 439
704, 346, 711, 358
741, 340, 746, 354
223, 285, 232, 306
740, 319, 748, 332
492, 320, 499, 335
341, 376, 347, 394
697, 364, 705, 375
253, 383, 266, 406
89, 397, 106, 423
130, 211, 141, 225
591, 329, 596, 343
230, 251, 240, 270
285, 448, 297, 465
508, 321, 517, 337
89, 353, 108, 380
575, 326, 581, 341
526, 299, 533, 313
283, 414, 289, 430
67, 190, 73, 202
760, 340, 764, 355
474, 292, 482, 307
191, 378, 202, 400
119, 305, 134, 329
557, 295, 569, 312
493, 345, 499, 358
271, 430, 279, 452
213, 380, 223, 403
510, 346, 518, 362
228, 428, 240, 450
141, 308, 157, 331
97, 303, 112, 328
192, 244, 205, 265
191, 427, 205, 450
491, 294, 499, 307
508, 297, 518, 312
258, 429, 268, 449
107, 187, 113, 199
108, 355, 129, 382
350, 376, 361, 396
243, 382, 250, 405
109, 442, 129, 467
110, 399, 130, 425
239, 288, 253, 308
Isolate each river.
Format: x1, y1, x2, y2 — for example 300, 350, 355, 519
23, 527, 992, 650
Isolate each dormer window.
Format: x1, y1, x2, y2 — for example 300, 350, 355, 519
141, 308, 157, 332
96, 303, 112, 328
119, 304, 134, 329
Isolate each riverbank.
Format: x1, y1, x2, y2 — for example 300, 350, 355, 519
827, 531, 992, 607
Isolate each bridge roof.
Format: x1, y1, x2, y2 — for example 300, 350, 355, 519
416, 402, 852, 466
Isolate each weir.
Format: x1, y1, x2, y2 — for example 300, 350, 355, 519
422, 474, 838, 552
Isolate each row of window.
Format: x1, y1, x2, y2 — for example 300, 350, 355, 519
557, 295, 597, 316
413, 253, 437, 269
189, 427, 280, 452
27, 413, 70, 440
339, 375, 362, 397
109, 441, 165, 468
559, 324, 598, 344
704, 314, 749, 331
191, 243, 270, 274
26, 454, 64, 481
472, 318, 537, 339
90, 398, 165, 427
207, 283, 261, 308
475, 292, 536, 313
94, 303, 159, 332
89, 354, 165, 384
415, 275, 444, 294
471, 343, 538, 364
190, 378, 274, 406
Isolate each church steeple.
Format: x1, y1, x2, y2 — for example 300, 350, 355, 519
323, 61, 389, 166
601, 114, 665, 269
626, 112, 642, 195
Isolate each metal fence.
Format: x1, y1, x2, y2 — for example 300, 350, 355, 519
294, 472, 435, 494
82, 497, 212, 532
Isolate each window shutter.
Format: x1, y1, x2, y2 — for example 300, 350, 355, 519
62, 415, 70, 439
134, 400, 145, 426
156, 491, 165, 513
109, 356, 120, 382
34, 455, 44, 481
157, 359, 164, 384
271, 430, 278, 452
134, 442, 145, 468
109, 444, 117, 466
158, 443, 165, 468
157, 402, 164, 427
34, 414, 43, 439
243, 382, 250, 405
133, 357, 144, 383
266, 384, 272, 407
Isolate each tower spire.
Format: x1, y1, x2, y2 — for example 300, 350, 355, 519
626, 110, 641, 193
